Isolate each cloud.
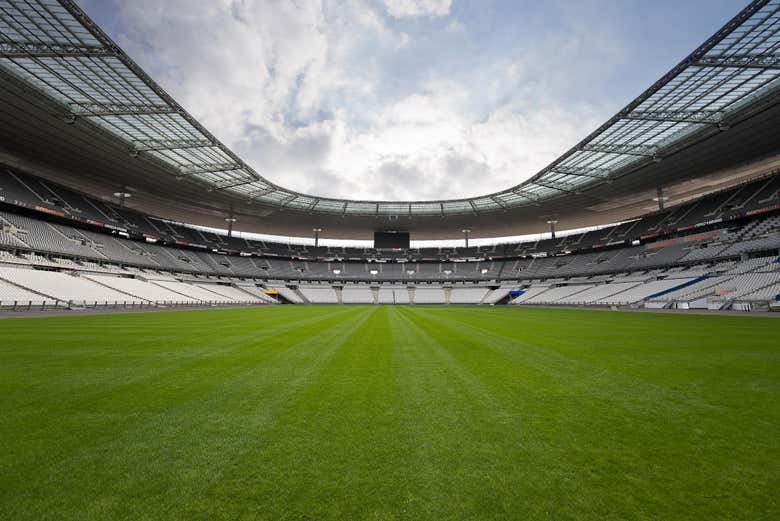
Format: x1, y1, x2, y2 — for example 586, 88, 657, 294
86, 0, 632, 201
382, 0, 452, 19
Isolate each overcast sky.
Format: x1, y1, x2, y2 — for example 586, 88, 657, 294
78, 0, 745, 201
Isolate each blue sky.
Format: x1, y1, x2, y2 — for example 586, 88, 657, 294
78, 0, 747, 201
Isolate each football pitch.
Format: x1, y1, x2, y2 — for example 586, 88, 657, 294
1, 306, 777, 520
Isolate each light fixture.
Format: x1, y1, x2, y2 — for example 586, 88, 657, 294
443, 269, 452, 275
113, 192, 131, 199
546, 219, 558, 225
369, 269, 379, 275
224, 217, 237, 223
406, 270, 415, 275
332, 269, 341, 274
481, 268, 489, 274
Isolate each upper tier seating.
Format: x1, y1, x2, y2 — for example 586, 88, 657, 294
2, 167, 779, 263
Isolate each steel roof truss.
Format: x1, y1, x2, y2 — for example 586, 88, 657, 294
695, 53, 780, 69
209, 179, 256, 192
132, 138, 213, 152
580, 143, 659, 157
177, 162, 243, 177
0, 40, 113, 58
625, 109, 724, 124
69, 101, 176, 117
549, 165, 612, 179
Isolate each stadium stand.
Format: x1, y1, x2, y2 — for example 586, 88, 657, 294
341, 285, 375, 304
413, 286, 447, 304
0, 178, 777, 315
0, 0, 778, 313
0, 276, 53, 308
191, 283, 264, 303
82, 274, 198, 304
449, 286, 491, 304
149, 280, 233, 303
299, 285, 339, 304
0, 266, 140, 305
482, 285, 518, 304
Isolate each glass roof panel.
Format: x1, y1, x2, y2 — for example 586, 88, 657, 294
0, 0, 778, 217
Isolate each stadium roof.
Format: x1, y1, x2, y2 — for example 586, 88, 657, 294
0, 0, 779, 239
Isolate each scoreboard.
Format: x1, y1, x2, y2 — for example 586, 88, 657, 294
374, 231, 410, 249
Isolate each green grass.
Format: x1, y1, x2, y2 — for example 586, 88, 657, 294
0, 306, 778, 520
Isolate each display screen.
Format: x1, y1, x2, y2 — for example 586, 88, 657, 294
374, 231, 410, 249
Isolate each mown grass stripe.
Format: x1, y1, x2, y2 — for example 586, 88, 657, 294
0, 305, 777, 520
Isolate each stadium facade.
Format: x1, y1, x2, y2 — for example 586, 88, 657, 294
0, 0, 779, 311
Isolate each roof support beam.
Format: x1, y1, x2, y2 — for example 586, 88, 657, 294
132, 138, 213, 152
489, 195, 507, 209
468, 200, 478, 214
246, 186, 276, 199
512, 189, 542, 203
279, 194, 298, 208
208, 179, 256, 192
625, 109, 723, 124
549, 165, 611, 179
581, 143, 659, 157
0, 40, 113, 58
533, 180, 579, 194
177, 162, 243, 177
695, 53, 780, 69
69, 102, 176, 117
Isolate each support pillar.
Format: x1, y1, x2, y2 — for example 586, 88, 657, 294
313, 227, 322, 248
462, 228, 471, 248
547, 220, 558, 239
113, 190, 131, 208
225, 208, 236, 238
656, 185, 665, 211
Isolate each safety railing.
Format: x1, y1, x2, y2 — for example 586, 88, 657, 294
0, 299, 268, 311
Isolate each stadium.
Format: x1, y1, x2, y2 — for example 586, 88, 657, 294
0, 0, 778, 519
